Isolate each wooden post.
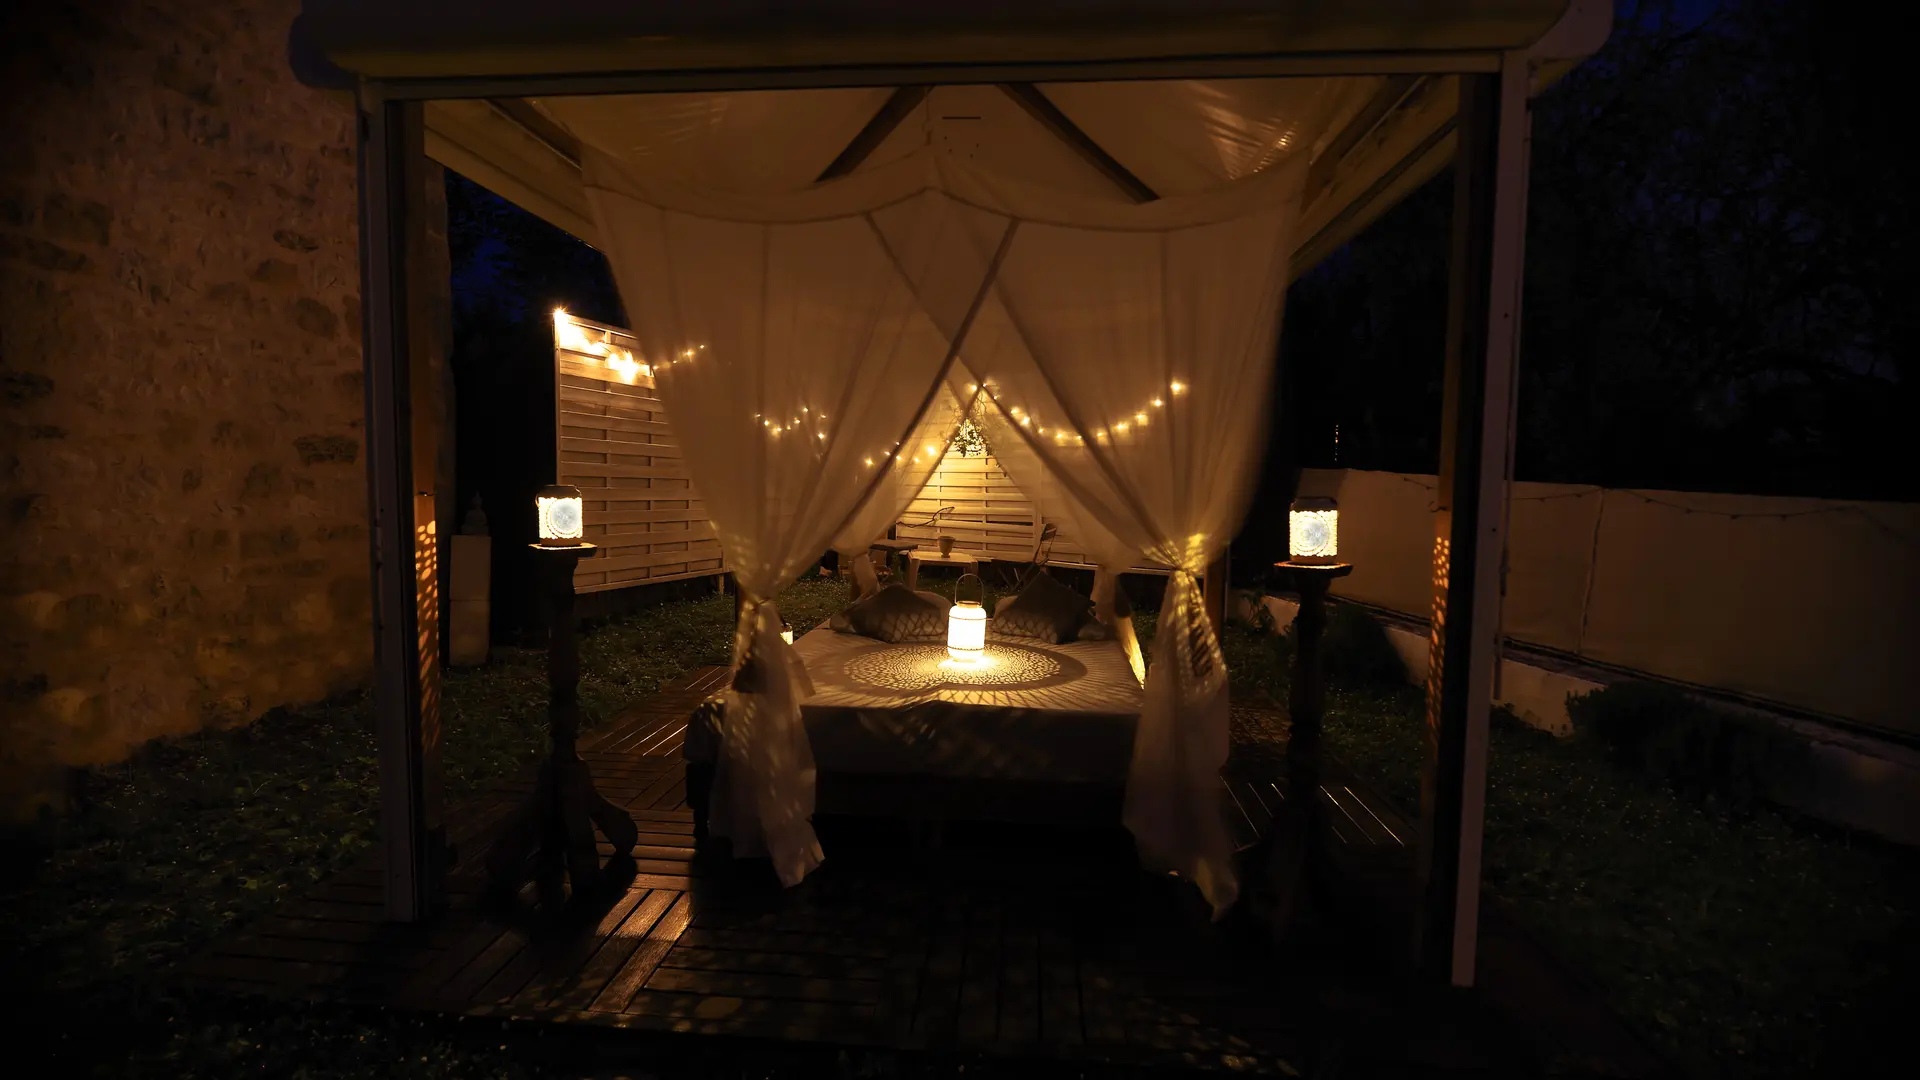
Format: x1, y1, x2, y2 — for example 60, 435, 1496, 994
1282, 561, 1353, 916
486, 544, 638, 900
1415, 53, 1532, 987
358, 96, 448, 922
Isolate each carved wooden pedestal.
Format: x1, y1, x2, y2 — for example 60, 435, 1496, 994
486, 544, 637, 902
1262, 560, 1354, 935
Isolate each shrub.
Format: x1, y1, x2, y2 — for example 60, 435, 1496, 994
1566, 680, 1808, 810
1289, 600, 1410, 690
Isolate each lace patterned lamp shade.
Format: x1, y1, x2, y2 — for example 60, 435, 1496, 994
536, 484, 586, 546
947, 572, 987, 662
1289, 496, 1338, 564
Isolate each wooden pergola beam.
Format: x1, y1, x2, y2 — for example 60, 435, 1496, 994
485, 97, 583, 168
359, 97, 450, 921
817, 85, 931, 181
997, 82, 1158, 203
1306, 75, 1425, 201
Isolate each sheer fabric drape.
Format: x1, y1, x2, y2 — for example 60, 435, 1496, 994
901, 166, 1305, 917
584, 154, 1003, 885
585, 147, 1302, 909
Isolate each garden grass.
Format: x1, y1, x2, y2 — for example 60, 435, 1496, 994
1208, 618, 1912, 1079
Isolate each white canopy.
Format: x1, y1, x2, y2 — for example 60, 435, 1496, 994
387, 0, 1610, 278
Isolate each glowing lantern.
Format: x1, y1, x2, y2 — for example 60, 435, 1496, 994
536, 484, 585, 546
1288, 496, 1338, 563
947, 573, 987, 662
780, 621, 794, 645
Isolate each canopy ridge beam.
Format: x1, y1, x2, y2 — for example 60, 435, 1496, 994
1307, 75, 1426, 200
997, 83, 1158, 203
817, 86, 931, 181
485, 98, 583, 170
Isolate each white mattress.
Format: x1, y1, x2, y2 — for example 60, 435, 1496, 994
790, 627, 1145, 783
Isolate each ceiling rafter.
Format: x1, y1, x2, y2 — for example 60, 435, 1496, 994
1306, 75, 1426, 201
997, 83, 1157, 203
817, 86, 932, 182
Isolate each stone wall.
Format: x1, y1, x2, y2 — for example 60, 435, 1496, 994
1, 0, 370, 815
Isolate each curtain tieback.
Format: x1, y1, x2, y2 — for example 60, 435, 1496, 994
1171, 569, 1218, 681
730, 596, 782, 694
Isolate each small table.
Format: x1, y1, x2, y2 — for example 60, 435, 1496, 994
905, 548, 979, 589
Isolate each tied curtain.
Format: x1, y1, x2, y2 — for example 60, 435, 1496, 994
922, 167, 1303, 917
585, 147, 1302, 909
585, 152, 1005, 885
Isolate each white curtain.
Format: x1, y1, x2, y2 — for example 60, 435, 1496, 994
583, 152, 1007, 885
900, 164, 1306, 918
585, 146, 1301, 909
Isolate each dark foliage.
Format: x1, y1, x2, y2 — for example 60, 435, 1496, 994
1285, 601, 1410, 691
446, 172, 626, 643
1275, 0, 1918, 501
1567, 679, 1809, 810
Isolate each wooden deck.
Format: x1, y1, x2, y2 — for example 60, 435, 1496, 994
180, 666, 1666, 1076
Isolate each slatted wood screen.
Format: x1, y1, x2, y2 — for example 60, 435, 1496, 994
553, 314, 725, 593
895, 453, 1170, 574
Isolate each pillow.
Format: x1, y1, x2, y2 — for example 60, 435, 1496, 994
990, 572, 1092, 644
832, 589, 951, 635
842, 583, 949, 643
1076, 617, 1112, 641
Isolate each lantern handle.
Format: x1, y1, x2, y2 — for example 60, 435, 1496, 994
955, 571, 984, 607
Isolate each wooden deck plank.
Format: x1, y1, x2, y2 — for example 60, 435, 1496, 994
596, 891, 694, 1011
1222, 779, 1263, 851
626, 769, 683, 812
677, 927, 892, 960
956, 895, 1002, 1045
1038, 925, 1084, 1048
997, 911, 1041, 1047
661, 946, 889, 982
509, 887, 659, 1008
442, 926, 532, 1003
549, 888, 680, 1011
646, 777, 687, 811
643, 966, 889, 1006
910, 904, 965, 1044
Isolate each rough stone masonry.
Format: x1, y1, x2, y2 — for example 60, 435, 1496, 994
1, 0, 372, 815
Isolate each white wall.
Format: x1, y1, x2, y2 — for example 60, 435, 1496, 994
1286, 468, 1920, 737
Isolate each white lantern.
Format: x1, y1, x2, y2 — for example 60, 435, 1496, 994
780, 621, 794, 645
1289, 496, 1339, 563
536, 484, 585, 546
947, 573, 987, 662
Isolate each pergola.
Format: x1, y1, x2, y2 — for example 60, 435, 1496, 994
294, 0, 1612, 989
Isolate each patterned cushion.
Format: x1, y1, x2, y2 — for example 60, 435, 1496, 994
844, 583, 950, 643
990, 572, 1092, 645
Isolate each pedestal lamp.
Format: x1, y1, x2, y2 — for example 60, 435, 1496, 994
1267, 496, 1352, 928
485, 485, 638, 901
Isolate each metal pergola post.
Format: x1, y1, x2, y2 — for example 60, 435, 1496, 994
1415, 52, 1533, 988
358, 92, 448, 922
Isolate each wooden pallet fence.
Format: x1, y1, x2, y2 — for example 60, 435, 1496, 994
895, 453, 1170, 575
553, 313, 727, 593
